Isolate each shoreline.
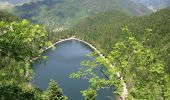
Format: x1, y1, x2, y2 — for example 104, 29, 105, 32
35, 36, 128, 100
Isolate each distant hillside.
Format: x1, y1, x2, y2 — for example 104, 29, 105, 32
12, 0, 151, 30
0, 0, 40, 5
66, 8, 170, 74
0, 0, 40, 10
133, 0, 170, 11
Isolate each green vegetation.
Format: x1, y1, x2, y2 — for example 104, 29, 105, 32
81, 88, 97, 100
42, 80, 67, 100
68, 10, 130, 53
12, 0, 151, 30
70, 28, 170, 99
67, 8, 170, 99
67, 7, 170, 74
1, 1, 170, 99
0, 12, 67, 99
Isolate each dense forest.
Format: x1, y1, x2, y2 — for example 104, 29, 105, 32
0, 11, 67, 99
65, 8, 170, 99
66, 8, 170, 74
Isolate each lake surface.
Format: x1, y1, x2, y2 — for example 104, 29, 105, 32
31, 40, 114, 100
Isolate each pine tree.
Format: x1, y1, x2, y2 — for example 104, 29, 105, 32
43, 80, 67, 100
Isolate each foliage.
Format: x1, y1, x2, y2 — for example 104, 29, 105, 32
0, 19, 51, 62
0, 17, 53, 99
81, 88, 97, 100
0, 82, 42, 100
70, 28, 170, 99
112, 28, 170, 99
42, 80, 67, 100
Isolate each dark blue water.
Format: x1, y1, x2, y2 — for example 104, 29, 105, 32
31, 40, 114, 100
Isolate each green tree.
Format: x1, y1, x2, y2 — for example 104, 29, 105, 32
81, 88, 97, 100
70, 28, 170, 99
43, 80, 67, 100
0, 18, 53, 99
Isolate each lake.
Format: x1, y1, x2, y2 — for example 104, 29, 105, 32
31, 40, 114, 100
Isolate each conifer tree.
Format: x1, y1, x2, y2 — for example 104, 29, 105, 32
43, 80, 67, 100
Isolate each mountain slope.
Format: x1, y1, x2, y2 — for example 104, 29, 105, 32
12, 0, 151, 30
66, 7, 170, 74
65, 8, 170, 99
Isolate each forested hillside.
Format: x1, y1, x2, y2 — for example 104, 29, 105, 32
12, 0, 151, 30
67, 8, 170, 99
68, 8, 170, 73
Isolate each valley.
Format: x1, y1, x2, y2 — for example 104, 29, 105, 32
0, 0, 170, 100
